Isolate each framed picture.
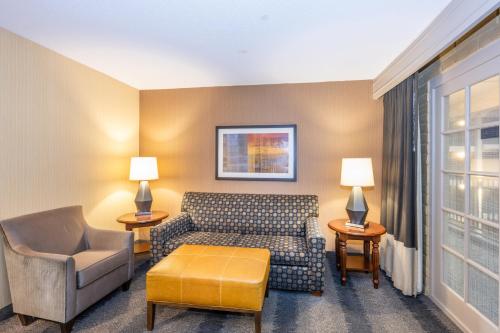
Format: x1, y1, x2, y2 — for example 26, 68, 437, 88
216, 124, 297, 181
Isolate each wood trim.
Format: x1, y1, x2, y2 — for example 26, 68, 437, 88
373, 0, 500, 99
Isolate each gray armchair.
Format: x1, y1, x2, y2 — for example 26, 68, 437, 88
0, 206, 134, 333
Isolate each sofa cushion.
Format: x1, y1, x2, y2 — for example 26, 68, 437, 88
181, 192, 318, 237
73, 249, 129, 288
163, 232, 241, 256
236, 234, 309, 267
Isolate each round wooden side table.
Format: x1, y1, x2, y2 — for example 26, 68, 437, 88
328, 219, 386, 288
117, 211, 169, 254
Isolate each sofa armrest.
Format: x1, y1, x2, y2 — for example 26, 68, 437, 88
3, 243, 76, 323
305, 217, 326, 292
150, 212, 193, 265
305, 217, 326, 249
85, 226, 134, 279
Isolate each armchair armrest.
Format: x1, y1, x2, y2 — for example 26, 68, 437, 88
85, 226, 134, 279
2, 243, 76, 323
150, 212, 194, 265
86, 226, 134, 251
305, 217, 326, 292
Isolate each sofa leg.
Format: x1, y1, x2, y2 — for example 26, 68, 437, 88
147, 301, 156, 331
17, 314, 36, 326
310, 291, 323, 297
121, 280, 132, 291
59, 319, 75, 333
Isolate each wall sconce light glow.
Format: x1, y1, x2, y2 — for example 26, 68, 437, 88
458, 183, 465, 191
457, 119, 465, 127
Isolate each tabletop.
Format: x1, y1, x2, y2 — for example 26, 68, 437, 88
328, 218, 386, 237
116, 211, 169, 226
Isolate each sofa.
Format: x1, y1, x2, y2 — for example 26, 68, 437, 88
0, 206, 134, 333
151, 192, 326, 294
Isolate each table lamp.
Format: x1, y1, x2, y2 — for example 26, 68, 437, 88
340, 158, 374, 228
129, 157, 158, 216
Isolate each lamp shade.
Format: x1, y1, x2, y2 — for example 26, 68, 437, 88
129, 157, 158, 181
340, 158, 374, 187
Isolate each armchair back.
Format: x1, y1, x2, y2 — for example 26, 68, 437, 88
0, 206, 87, 255
181, 192, 319, 237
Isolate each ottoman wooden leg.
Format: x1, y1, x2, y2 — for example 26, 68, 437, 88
254, 311, 262, 333
147, 301, 156, 331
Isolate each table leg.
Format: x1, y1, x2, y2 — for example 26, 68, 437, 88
372, 237, 380, 288
254, 311, 262, 333
363, 240, 370, 272
339, 236, 347, 286
147, 301, 155, 331
335, 232, 340, 271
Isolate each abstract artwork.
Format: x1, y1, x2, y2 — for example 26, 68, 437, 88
216, 125, 297, 181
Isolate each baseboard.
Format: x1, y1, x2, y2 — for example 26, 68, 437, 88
0, 303, 13, 321
429, 295, 471, 333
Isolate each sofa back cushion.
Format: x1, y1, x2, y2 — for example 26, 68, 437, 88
181, 192, 318, 237
0, 206, 87, 255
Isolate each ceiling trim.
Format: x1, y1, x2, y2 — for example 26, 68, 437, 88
372, 0, 500, 100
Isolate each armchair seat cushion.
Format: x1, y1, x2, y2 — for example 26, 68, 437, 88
74, 249, 129, 288
236, 234, 309, 267
163, 231, 241, 256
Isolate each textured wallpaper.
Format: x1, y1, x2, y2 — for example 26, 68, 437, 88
0, 28, 139, 308
139, 81, 384, 253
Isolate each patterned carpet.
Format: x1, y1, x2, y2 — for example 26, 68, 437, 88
0, 253, 461, 333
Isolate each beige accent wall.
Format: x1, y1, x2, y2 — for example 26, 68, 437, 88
0, 28, 139, 308
140, 80, 383, 251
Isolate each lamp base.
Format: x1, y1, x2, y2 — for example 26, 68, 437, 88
345, 186, 369, 229
135, 180, 153, 215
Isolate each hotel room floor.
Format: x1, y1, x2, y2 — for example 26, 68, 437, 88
0, 252, 460, 333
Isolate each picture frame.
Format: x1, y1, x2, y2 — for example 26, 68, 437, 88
215, 124, 297, 181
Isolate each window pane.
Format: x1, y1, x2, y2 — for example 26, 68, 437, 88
443, 174, 465, 212
468, 265, 499, 325
470, 176, 499, 223
469, 220, 499, 273
443, 250, 464, 297
470, 75, 499, 127
444, 90, 466, 130
470, 126, 499, 173
443, 211, 464, 254
444, 132, 465, 171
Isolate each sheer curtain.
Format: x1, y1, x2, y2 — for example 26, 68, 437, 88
380, 74, 423, 296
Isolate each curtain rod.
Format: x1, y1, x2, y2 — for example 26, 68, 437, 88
418, 7, 500, 74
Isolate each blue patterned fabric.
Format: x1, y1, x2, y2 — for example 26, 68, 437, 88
181, 192, 318, 237
150, 212, 193, 265
150, 192, 326, 292
236, 234, 309, 267
306, 217, 326, 292
162, 231, 242, 257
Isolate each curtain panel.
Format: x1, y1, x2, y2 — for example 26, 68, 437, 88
380, 74, 423, 296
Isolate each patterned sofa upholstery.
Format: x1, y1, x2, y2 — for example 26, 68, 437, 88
151, 192, 326, 293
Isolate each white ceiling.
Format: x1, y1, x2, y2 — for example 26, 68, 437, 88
0, 0, 451, 90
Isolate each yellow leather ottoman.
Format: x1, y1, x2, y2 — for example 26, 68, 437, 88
146, 244, 270, 333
